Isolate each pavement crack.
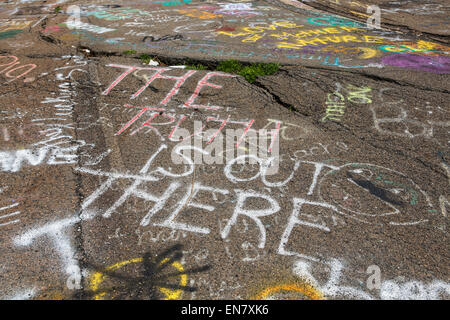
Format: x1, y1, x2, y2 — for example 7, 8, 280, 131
38, 33, 61, 46
251, 76, 311, 118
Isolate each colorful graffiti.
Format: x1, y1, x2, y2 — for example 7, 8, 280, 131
381, 54, 450, 74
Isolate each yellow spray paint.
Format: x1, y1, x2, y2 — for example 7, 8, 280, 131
357, 47, 378, 59
0, 21, 32, 32
254, 283, 326, 300
89, 257, 187, 300
350, 10, 370, 18
38, 290, 66, 300
277, 34, 384, 49
58, 33, 81, 42
242, 34, 263, 43
379, 40, 450, 55
178, 9, 222, 20
217, 21, 303, 39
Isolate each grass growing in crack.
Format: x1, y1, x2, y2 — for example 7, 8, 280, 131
128, 56, 279, 83
139, 53, 160, 65
54, 6, 62, 13
123, 49, 137, 55
216, 59, 279, 83
216, 59, 243, 74
185, 64, 208, 70
139, 54, 151, 64
239, 63, 280, 83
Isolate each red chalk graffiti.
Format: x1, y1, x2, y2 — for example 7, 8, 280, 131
116, 105, 255, 147
102, 64, 197, 102
183, 72, 236, 110
115, 104, 166, 136
133, 68, 197, 102
0, 55, 37, 83
104, 65, 253, 145
102, 65, 236, 110
43, 25, 62, 33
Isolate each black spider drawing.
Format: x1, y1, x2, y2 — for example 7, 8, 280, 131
73, 243, 211, 300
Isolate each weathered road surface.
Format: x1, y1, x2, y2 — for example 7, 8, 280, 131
0, 0, 448, 300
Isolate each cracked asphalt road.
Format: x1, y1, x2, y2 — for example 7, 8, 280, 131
0, 0, 448, 300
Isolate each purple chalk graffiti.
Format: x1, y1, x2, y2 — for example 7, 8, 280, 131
382, 53, 450, 74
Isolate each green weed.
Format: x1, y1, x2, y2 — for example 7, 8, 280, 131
217, 60, 279, 83
139, 53, 152, 64
123, 49, 137, 55
185, 64, 208, 70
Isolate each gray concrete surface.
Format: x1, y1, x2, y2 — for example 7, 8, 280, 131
0, 0, 448, 300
